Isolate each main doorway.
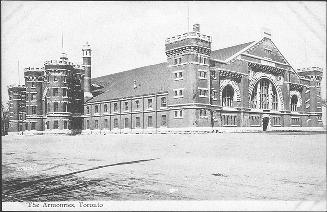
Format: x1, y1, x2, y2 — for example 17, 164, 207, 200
262, 117, 269, 131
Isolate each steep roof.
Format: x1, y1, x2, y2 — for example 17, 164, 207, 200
86, 41, 256, 103
210, 41, 255, 61
87, 62, 169, 103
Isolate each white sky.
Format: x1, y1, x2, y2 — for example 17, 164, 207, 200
1, 1, 326, 104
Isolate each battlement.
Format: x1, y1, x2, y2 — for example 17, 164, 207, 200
8, 84, 26, 89
44, 60, 83, 70
165, 31, 211, 44
24, 67, 45, 72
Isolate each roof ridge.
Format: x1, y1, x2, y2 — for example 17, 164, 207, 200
92, 61, 167, 81
212, 41, 255, 52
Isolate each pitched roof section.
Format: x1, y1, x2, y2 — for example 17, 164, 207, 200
87, 62, 169, 103
210, 41, 255, 61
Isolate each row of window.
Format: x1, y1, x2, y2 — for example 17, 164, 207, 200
86, 115, 168, 129
88, 97, 168, 114
173, 55, 207, 65
271, 116, 282, 126
173, 69, 209, 80
250, 116, 261, 126
47, 102, 68, 112
291, 117, 301, 126
45, 120, 69, 129
222, 115, 237, 126
46, 75, 67, 83
51, 88, 67, 97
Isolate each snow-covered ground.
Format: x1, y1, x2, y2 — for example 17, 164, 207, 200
2, 133, 326, 201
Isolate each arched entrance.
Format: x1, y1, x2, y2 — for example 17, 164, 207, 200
262, 117, 269, 131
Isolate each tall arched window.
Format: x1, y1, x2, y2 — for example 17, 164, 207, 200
291, 95, 298, 111
250, 79, 278, 110
222, 85, 234, 107
260, 79, 269, 109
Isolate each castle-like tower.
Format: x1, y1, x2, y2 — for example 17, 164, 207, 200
24, 67, 45, 131
7, 85, 26, 133
82, 42, 93, 99
165, 24, 212, 127
43, 52, 84, 132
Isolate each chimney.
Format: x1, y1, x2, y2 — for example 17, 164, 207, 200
193, 24, 200, 32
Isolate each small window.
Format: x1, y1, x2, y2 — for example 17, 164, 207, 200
124, 118, 129, 128
53, 88, 58, 96
114, 118, 119, 128
95, 120, 99, 129
135, 100, 140, 110
148, 99, 152, 109
54, 120, 59, 129
161, 115, 167, 126
63, 88, 67, 96
212, 90, 218, 100
124, 102, 129, 111
114, 103, 118, 112
104, 104, 108, 112
211, 71, 216, 79
86, 106, 90, 114
136, 117, 141, 128
199, 88, 208, 97
174, 110, 183, 118
31, 122, 36, 130
200, 109, 207, 117
86, 120, 90, 129
174, 89, 184, 98
64, 120, 68, 129
178, 58, 182, 64
148, 116, 153, 127
174, 71, 183, 80
104, 119, 109, 128
95, 105, 99, 113
46, 121, 50, 129
161, 97, 167, 107
32, 106, 36, 114
47, 103, 50, 112
63, 102, 68, 112
54, 102, 59, 112
53, 76, 58, 82
63, 76, 67, 82
199, 70, 207, 79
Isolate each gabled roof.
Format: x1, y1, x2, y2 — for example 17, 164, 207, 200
210, 41, 255, 61
87, 62, 169, 103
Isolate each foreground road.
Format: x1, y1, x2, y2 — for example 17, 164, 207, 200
2, 133, 326, 201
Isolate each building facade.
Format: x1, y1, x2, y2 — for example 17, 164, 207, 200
7, 24, 324, 135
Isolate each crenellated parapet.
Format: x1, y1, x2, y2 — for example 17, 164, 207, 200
165, 31, 211, 44
165, 24, 212, 59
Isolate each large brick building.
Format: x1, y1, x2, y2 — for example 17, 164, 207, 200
7, 24, 324, 135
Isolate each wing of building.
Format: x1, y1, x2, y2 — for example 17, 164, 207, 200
7, 24, 324, 135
